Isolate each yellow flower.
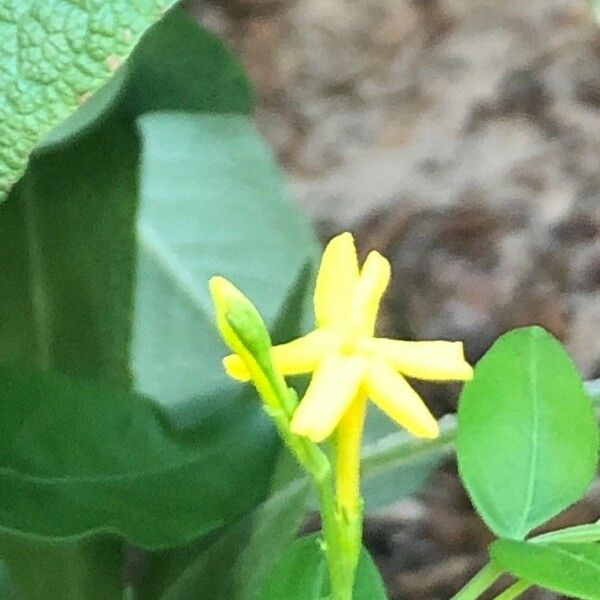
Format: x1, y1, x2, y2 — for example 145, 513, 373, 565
224, 232, 473, 442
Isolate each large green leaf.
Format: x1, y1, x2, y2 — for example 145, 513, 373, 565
0, 364, 278, 548
133, 112, 317, 411
0, 10, 255, 389
0, 4, 318, 574
0, 8, 315, 411
0, 110, 138, 387
38, 64, 129, 151
0, 0, 178, 200
257, 534, 387, 600
491, 539, 600, 600
1, 536, 124, 600
143, 461, 311, 600
0, 561, 15, 599
457, 327, 599, 539
126, 9, 253, 115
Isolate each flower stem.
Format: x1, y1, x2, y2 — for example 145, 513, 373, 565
263, 393, 359, 599
215, 299, 365, 600
450, 562, 504, 600
326, 395, 367, 598
316, 477, 350, 599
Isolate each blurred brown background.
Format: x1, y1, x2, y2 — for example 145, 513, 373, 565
188, 1, 600, 597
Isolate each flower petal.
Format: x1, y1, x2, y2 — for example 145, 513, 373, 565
290, 354, 367, 442
359, 338, 473, 381
335, 394, 367, 512
352, 251, 390, 336
314, 232, 360, 328
364, 360, 439, 438
224, 328, 337, 381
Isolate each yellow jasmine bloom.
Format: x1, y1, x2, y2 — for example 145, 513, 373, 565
224, 232, 473, 442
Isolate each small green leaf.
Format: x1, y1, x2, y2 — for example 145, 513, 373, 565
257, 534, 387, 600
491, 539, 600, 600
0, 0, 178, 200
457, 326, 599, 539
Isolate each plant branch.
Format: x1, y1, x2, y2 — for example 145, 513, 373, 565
449, 562, 503, 600
491, 580, 531, 600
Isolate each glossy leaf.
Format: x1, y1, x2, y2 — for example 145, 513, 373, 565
0, 3, 319, 577
353, 551, 389, 600
491, 539, 600, 600
257, 534, 387, 600
457, 326, 599, 539
0, 364, 278, 548
0, 0, 177, 199
0, 9, 316, 428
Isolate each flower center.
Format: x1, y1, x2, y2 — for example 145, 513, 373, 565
337, 327, 362, 356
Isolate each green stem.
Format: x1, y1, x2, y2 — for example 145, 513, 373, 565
316, 475, 348, 600
275, 407, 359, 599
264, 393, 358, 599
491, 580, 531, 600
314, 473, 361, 600
450, 562, 504, 600
531, 520, 600, 544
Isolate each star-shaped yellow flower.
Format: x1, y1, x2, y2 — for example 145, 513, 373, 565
224, 232, 473, 442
